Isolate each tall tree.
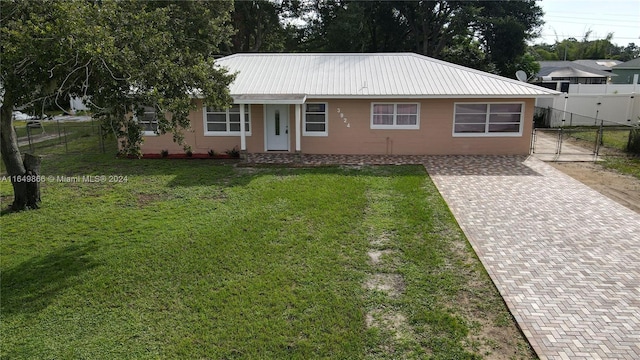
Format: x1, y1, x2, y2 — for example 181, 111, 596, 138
296, 0, 544, 76
468, 0, 543, 76
531, 35, 640, 62
618, 43, 640, 62
395, 1, 469, 58
0, 0, 235, 211
226, 0, 295, 53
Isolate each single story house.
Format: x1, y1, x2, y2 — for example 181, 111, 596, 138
611, 58, 640, 84
572, 59, 622, 73
140, 53, 558, 156
533, 61, 617, 92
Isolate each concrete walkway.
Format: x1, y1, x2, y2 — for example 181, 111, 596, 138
423, 156, 640, 359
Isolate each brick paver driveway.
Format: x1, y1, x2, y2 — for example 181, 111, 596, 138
423, 156, 640, 360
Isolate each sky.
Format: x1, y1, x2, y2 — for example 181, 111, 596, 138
535, 0, 640, 46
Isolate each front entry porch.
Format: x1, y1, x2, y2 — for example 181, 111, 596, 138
234, 95, 306, 155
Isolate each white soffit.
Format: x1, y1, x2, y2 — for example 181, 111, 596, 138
232, 94, 307, 104
216, 53, 560, 98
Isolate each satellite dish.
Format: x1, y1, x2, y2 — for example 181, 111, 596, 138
515, 70, 528, 82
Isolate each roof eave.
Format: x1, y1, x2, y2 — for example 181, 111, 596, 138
301, 94, 560, 99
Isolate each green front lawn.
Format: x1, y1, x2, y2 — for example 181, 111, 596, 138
1, 153, 534, 359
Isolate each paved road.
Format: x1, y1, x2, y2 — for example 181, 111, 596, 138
423, 156, 640, 359
51, 115, 92, 122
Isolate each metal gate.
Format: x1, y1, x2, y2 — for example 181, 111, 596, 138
532, 125, 637, 161
531, 127, 599, 161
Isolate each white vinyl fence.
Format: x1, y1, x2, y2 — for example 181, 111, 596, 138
536, 84, 640, 127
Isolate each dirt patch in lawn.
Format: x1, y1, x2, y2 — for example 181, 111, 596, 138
364, 273, 405, 298
367, 249, 395, 265
549, 162, 640, 214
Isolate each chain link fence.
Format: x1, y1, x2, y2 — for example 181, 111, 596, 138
534, 106, 637, 128
15, 119, 118, 155
534, 106, 639, 156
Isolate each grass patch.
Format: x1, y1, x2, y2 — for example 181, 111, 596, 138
563, 127, 640, 179
567, 128, 631, 152
1, 120, 115, 174
602, 156, 640, 179
1, 150, 535, 358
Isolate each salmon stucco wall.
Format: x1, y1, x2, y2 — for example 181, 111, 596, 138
139, 98, 534, 156
300, 98, 534, 155
140, 100, 261, 155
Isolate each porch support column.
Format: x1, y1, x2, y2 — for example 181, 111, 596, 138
295, 103, 301, 152
239, 104, 247, 151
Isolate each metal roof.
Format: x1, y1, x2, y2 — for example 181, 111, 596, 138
613, 57, 640, 69
537, 61, 615, 78
215, 53, 558, 100
572, 59, 622, 71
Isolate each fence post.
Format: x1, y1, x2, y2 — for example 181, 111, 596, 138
98, 121, 105, 153
64, 126, 68, 153
557, 128, 563, 154
594, 121, 603, 157
57, 120, 62, 144
530, 127, 536, 154
27, 124, 34, 153
570, 113, 573, 127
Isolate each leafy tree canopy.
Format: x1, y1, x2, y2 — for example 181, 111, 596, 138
0, 0, 236, 210
292, 0, 543, 78
531, 32, 640, 62
2, 0, 236, 152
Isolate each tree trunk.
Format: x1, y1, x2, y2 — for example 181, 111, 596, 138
0, 102, 42, 211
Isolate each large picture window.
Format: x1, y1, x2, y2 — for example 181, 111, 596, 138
303, 103, 328, 136
204, 104, 251, 136
371, 103, 419, 129
453, 103, 523, 136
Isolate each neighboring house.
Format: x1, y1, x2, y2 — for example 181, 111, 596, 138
70, 96, 90, 113
533, 61, 616, 92
140, 53, 558, 156
611, 58, 640, 84
572, 59, 622, 73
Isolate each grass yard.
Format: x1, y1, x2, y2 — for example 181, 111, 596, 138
567, 127, 631, 152
602, 156, 640, 179
563, 127, 640, 179
1, 150, 535, 359
0, 120, 112, 174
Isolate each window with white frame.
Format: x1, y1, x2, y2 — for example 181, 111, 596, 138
371, 103, 419, 129
204, 104, 250, 135
139, 106, 158, 136
453, 103, 523, 136
303, 103, 328, 136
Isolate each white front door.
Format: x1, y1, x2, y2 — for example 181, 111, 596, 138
265, 104, 289, 151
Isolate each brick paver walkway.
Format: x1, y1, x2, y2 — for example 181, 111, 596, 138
423, 156, 640, 359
